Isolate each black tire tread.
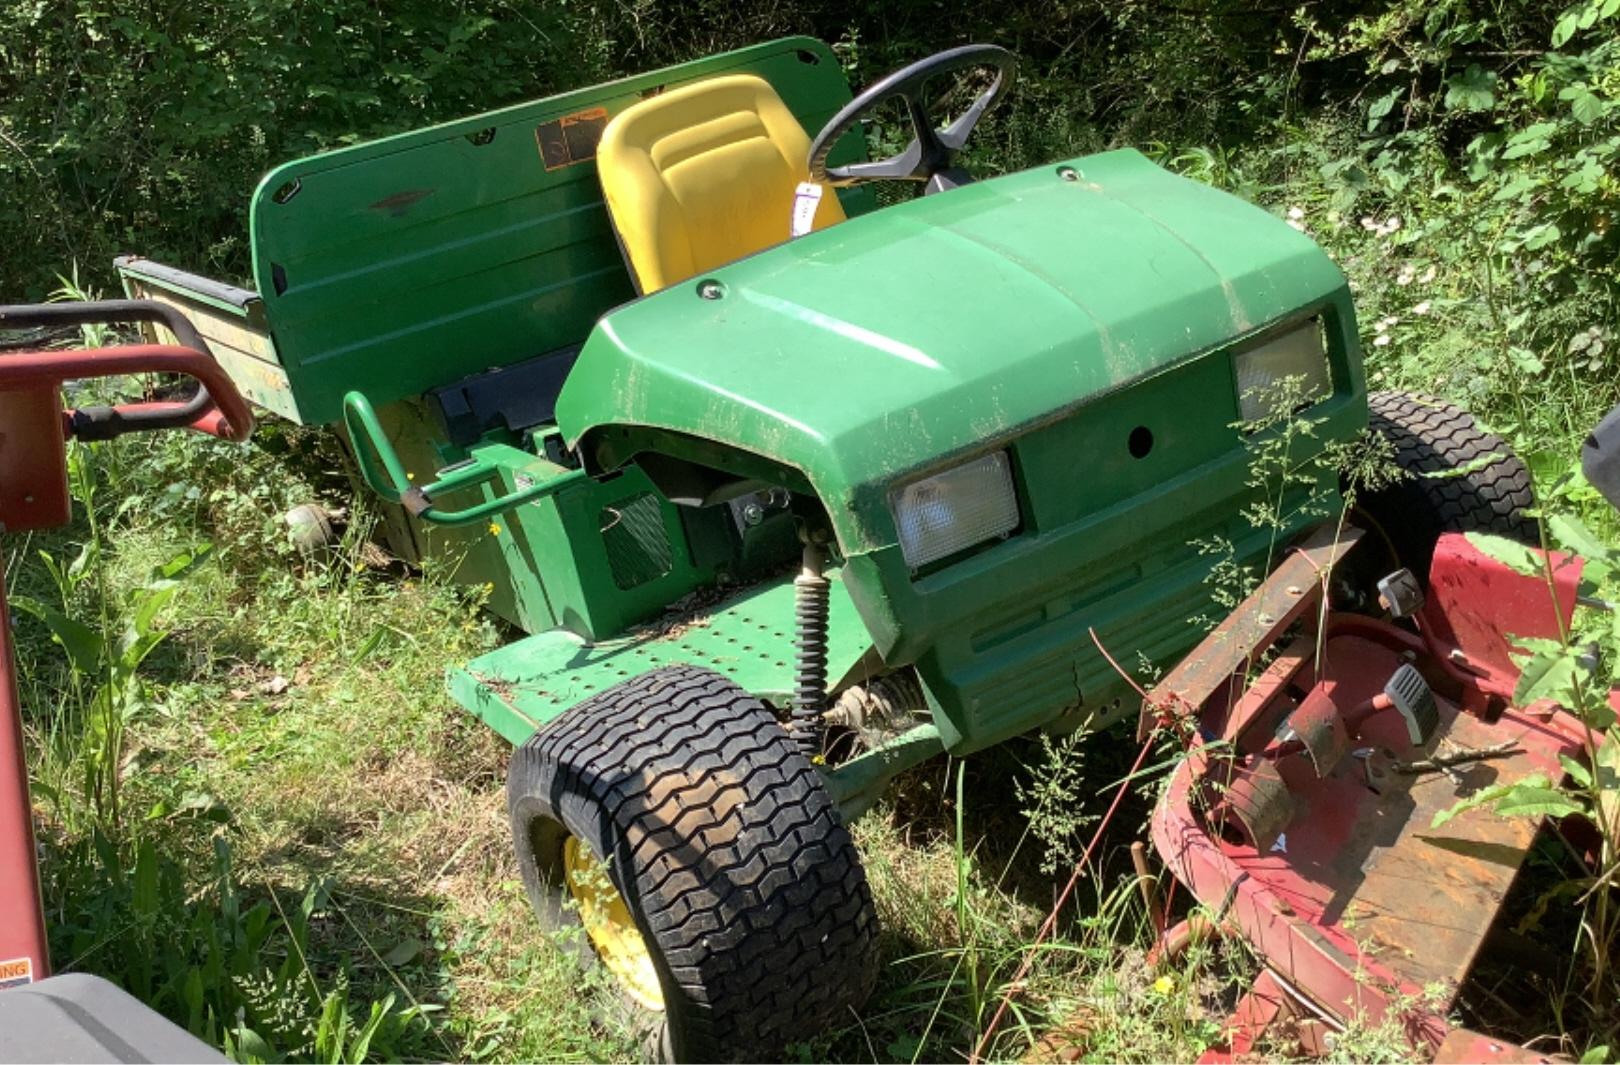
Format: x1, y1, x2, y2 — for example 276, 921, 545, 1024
509, 665, 878, 1062
1361, 390, 1537, 571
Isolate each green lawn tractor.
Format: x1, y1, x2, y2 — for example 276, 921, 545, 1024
111, 39, 1537, 1061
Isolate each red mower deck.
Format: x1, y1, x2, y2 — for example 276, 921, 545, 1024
1147, 528, 1593, 1060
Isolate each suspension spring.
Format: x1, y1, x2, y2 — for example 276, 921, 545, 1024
792, 542, 830, 756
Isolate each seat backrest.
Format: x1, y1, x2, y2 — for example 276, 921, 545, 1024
597, 74, 846, 294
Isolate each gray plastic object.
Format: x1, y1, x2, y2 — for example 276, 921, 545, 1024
1582, 400, 1620, 514
1385, 663, 1440, 747
0, 973, 224, 1063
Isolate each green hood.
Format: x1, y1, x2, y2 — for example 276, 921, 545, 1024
557, 149, 1347, 547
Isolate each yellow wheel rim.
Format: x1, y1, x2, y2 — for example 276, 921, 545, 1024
562, 836, 664, 1010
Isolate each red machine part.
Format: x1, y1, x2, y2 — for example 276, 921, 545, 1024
0, 301, 254, 989
0, 342, 253, 533
1419, 532, 1582, 700
1148, 527, 1591, 1061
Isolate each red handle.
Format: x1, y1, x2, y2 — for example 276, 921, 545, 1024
0, 343, 254, 442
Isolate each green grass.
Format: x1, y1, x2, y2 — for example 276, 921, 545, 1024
11, 425, 1267, 1060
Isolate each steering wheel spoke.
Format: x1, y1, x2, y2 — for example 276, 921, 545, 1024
938, 92, 994, 153
829, 148, 926, 184
807, 44, 1017, 191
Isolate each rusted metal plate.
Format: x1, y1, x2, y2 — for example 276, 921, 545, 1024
1287, 705, 1547, 991
1218, 760, 1298, 854
1152, 528, 1591, 1061
1432, 1029, 1559, 1064
1140, 524, 1361, 739
1154, 629, 1582, 1044
1228, 633, 1564, 994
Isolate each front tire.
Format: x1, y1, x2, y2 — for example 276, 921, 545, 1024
506, 665, 879, 1062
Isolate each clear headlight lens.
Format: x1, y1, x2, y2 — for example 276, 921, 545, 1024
1234, 318, 1331, 424
891, 451, 1019, 569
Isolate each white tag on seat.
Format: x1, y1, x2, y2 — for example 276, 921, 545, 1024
790, 182, 824, 238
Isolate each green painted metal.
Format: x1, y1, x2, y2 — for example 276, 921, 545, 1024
241, 36, 873, 425
111, 35, 1377, 781
114, 259, 297, 420
559, 149, 1352, 532
434, 438, 732, 640
558, 148, 1366, 752
112, 39, 874, 638
342, 390, 586, 526
447, 570, 875, 745
823, 724, 944, 820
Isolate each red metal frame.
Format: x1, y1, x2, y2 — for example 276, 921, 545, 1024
0, 304, 253, 989
1148, 527, 1594, 1060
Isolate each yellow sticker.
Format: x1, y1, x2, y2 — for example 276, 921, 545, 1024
0, 956, 34, 989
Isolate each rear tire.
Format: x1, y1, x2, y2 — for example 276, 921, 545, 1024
506, 664, 879, 1063
1358, 391, 1537, 577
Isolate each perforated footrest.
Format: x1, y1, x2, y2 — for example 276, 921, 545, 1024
1385, 663, 1439, 746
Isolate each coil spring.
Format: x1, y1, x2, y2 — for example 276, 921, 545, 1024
792, 554, 830, 756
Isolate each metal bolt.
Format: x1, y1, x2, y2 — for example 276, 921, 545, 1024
742, 502, 765, 526
697, 279, 725, 300
1057, 165, 1080, 182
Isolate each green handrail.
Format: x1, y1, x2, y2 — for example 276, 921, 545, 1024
342, 390, 586, 527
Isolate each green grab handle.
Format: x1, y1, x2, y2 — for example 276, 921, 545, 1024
341, 390, 587, 528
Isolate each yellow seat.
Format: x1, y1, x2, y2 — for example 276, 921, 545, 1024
596, 74, 846, 294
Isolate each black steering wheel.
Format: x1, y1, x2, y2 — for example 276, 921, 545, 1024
807, 44, 1017, 192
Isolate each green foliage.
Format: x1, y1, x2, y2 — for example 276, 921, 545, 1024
0, 0, 586, 297
1015, 731, 1098, 876
44, 831, 430, 1063
1451, 519, 1620, 1026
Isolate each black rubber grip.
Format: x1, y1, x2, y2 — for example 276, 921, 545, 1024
0, 299, 214, 434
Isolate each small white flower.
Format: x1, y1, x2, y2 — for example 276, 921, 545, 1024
1396, 264, 1416, 286
1374, 334, 1392, 347
1378, 315, 1400, 329
1287, 205, 1305, 220
1360, 215, 1379, 231
1413, 300, 1431, 316
1385, 216, 1403, 232
1419, 265, 1437, 283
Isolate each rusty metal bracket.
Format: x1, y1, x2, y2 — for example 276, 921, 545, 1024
1210, 759, 1298, 853
1286, 695, 1351, 778
1140, 524, 1363, 740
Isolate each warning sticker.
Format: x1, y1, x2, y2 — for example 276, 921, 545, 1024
790, 182, 824, 238
0, 956, 34, 989
535, 107, 609, 172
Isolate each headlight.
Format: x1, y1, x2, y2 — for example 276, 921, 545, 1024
891, 451, 1019, 569
1233, 318, 1331, 424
